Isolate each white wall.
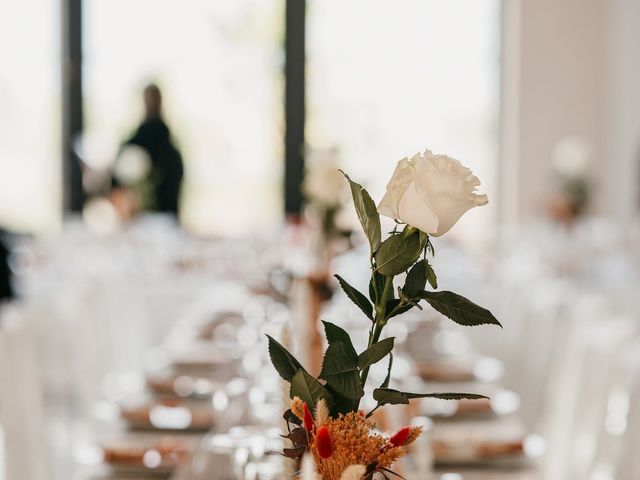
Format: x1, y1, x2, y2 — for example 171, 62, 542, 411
603, 0, 640, 220
500, 0, 640, 223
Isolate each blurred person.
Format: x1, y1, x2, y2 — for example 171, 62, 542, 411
111, 84, 184, 217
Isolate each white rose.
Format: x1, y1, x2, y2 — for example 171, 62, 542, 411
377, 149, 488, 237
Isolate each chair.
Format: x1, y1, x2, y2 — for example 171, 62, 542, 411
0, 303, 49, 480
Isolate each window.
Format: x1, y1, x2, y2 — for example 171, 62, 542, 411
83, 0, 284, 236
0, 1, 61, 232
307, 0, 500, 241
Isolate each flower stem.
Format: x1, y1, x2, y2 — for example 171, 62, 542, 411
360, 276, 393, 390
366, 403, 382, 418
360, 321, 383, 392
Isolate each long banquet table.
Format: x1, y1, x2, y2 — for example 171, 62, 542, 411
3, 215, 640, 479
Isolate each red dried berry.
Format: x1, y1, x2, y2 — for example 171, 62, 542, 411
389, 427, 412, 447
303, 403, 315, 432
316, 425, 333, 458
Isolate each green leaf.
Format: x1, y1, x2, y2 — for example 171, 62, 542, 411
369, 279, 376, 304
373, 388, 488, 406
372, 388, 409, 405
386, 298, 401, 311
418, 230, 429, 249
403, 260, 427, 297
267, 335, 304, 382
382, 353, 393, 388
334, 274, 373, 320
321, 321, 358, 360
319, 343, 359, 377
420, 392, 490, 401
325, 385, 359, 416
419, 291, 502, 328
369, 271, 386, 305
319, 342, 364, 399
374, 231, 422, 276
385, 298, 412, 319
358, 337, 394, 370
341, 172, 381, 254
290, 369, 333, 408
319, 325, 362, 399
322, 320, 351, 345
426, 261, 438, 289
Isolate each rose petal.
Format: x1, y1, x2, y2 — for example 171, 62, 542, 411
397, 182, 439, 235
378, 158, 414, 219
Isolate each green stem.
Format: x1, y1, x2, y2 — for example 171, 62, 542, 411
360, 321, 383, 391
376, 276, 394, 320
365, 403, 383, 419
360, 276, 394, 391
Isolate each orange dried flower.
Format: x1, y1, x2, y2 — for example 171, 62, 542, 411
291, 397, 306, 420
290, 400, 423, 480
405, 426, 422, 445
310, 411, 408, 480
314, 399, 329, 427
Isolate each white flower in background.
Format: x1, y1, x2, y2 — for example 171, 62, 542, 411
114, 145, 151, 185
552, 136, 592, 179
74, 131, 118, 169
378, 149, 488, 237
303, 151, 345, 206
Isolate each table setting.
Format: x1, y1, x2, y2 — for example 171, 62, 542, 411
3, 148, 640, 480
36, 148, 531, 480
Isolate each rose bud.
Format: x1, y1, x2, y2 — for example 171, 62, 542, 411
316, 426, 333, 458
389, 427, 412, 447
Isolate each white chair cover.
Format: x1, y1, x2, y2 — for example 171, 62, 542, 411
0, 304, 48, 480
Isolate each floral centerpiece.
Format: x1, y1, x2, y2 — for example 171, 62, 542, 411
302, 149, 348, 242
268, 149, 501, 479
549, 136, 592, 225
